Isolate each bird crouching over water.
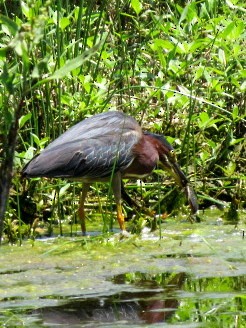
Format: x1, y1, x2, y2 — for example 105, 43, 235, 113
22, 111, 198, 235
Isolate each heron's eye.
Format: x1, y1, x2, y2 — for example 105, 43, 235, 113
169, 149, 177, 160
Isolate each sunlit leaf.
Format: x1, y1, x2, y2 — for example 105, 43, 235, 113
231, 107, 238, 121
199, 112, 210, 124
59, 183, 71, 197
198, 112, 223, 130
200, 151, 210, 163
21, 1, 33, 19
220, 21, 235, 39
218, 48, 226, 66
60, 17, 70, 30
39, 137, 50, 148
131, 0, 142, 15
19, 112, 32, 129
30, 133, 41, 147
221, 161, 236, 177
179, 2, 197, 23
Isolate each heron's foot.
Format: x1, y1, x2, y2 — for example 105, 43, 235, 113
119, 229, 131, 239
108, 229, 131, 242
117, 229, 132, 240
190, 213, 201, 223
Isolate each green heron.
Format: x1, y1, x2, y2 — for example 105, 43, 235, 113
22, 111, 198, 234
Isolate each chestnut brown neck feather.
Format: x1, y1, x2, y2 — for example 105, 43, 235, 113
122, 134, 163, 178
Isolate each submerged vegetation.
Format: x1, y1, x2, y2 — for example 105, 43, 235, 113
0, 0, 245, 241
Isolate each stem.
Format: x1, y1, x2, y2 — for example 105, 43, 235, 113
0, 97, 25, 242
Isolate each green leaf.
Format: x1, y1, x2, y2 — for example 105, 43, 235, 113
0, 46, 8, 58
220, 22, 235, 39
231, 107, 238, 121
0, 14, 19, 36
198, 112, 222, 130
39, 137, 50, 148
30, 133, 41, 147
0, 62, 15, 94
232, 21, 244, 39
59, 183, 71, 197
200, 151, 210, 163
179, 2, 197, 24
47, 43, 102, 80
218, 48, 226, 66
21, 1, 32, 19
199, 112, 210, 124
131, 0, 142, 15
19, 112, 32, 129
60, 17, 70, 31
222, 161, 236, 177
23, 146, 36, 162
152, 39, 174, 51
229, 137, 245, 146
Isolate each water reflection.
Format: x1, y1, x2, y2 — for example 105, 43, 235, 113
35, 272, 185, 326
1, 273, 245, 327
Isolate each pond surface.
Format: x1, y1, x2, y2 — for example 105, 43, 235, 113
0, 209, 245, 327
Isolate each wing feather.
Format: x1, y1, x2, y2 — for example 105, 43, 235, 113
22, 111, 142, 180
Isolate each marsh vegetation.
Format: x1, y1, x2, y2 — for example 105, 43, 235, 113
0, 1, 245, 325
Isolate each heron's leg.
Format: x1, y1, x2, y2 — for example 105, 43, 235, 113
112, 173, 125, 231
121, 181, 138, 209
78, 183, 91, 235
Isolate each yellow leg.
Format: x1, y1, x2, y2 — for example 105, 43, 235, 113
112, 172, 126, 232
78, 203, 86, 235
116, 203, 125, 231
78, 183, 90, 235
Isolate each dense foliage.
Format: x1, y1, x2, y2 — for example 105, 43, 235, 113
0, 0, 245, 241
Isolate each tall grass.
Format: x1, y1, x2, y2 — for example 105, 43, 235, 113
0, 0, 245, 242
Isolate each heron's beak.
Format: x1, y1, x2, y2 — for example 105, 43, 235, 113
160, 155, 199, 215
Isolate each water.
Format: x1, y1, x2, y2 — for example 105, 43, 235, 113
0, 209, 245, 327
1, 273, 245, 327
